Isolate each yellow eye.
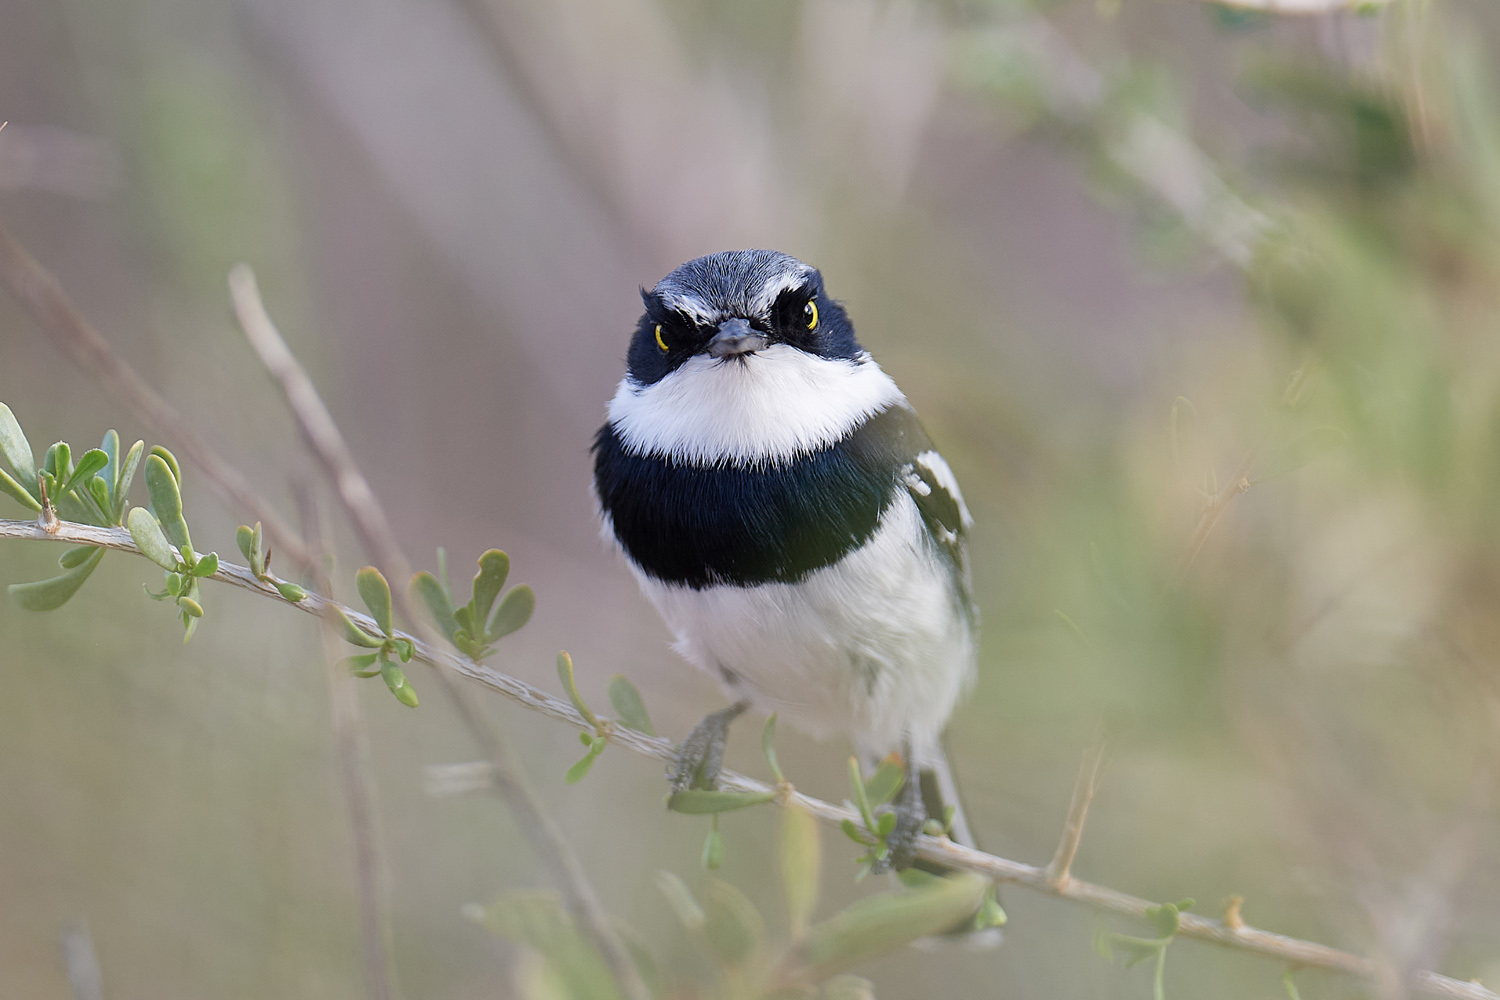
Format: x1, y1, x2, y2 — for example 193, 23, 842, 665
805, 299, 819, 331
655, 324, 668, 352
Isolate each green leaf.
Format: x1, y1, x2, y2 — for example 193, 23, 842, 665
100, 429, 119, 486
391, 637, 414, 662
149, 445, 181, 489
839, 819, 871, 846
164, 572, 184, 597
0, 466, 41, 511
88, 476, 110, 518
791, 874, 989, 981
411, 570, 460, 641
762, 713, 785, 785
344, 652, 380, 675
62, 449, 108, 495
113, 441, 143, 521
192, 552, 219, 577
863, 754, 904, 808
607, 674, 655, 735
381, 661, 419, 707
236, 525, 256, 564
781, 803, 821, 938
701, 827, 724, 872
565, 743, 604, 784
973, 886, 1007, 930
667, 789, 777, 814
333, 606, 384, 648
848, 757, 878, 836
249, 521, 264, 577
557, 651, 600, 729
488, 584, 534, 639
701, 878, 765, 968
177, 595, 204, 618
45, 442, 70, 481
469, 549, 510, 632
876, 812, 896, 838
355, 567, 393, 636
8, 546, 105, 611
655, 871, 706, 931
0, 403, 36, 490
144, 454, 191, 554
127, 507, 178, 569
275, 581, 307, 602
59, 545, 98, 569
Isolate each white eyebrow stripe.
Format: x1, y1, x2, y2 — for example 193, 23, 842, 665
606, 345, 906, 465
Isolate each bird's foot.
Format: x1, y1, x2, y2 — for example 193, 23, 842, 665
872, 751, 926, 873
670, 700, 750, 792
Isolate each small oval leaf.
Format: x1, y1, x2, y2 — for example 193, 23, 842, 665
411, 571, 459, 641
356, 566, 393, 637
0, 466, 41, 511
702, 828, 724, 871
488, 584, 534, 639
127, 507, 178, 569
0, 403, 36, 489
236, 525, 256, 564
275, 581, 308, 602
781, 804, 821, 938
192, 552, 219, 577
59, 545, 98, 569
63, 449, 108, 494
149, 445, 181, 488
113, 441, 144, 520
469, 549, 510, 631
381, 662, 419, 707
144, 454, 191, 552
8, 547, 105, 611
176, 595, 204, 618
607, 674, 655, 735
792, 873, 989, 980
333, 606, 384, 648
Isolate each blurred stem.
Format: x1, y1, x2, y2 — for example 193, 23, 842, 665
2, 515, 1494, 1000
1176, 456, 1255, 585
227, 265, 651, 1000
301, 489, 401, 1000
1043, 728, 1109, 888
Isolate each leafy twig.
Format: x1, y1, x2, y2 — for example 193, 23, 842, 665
2, 516, 1492, 1000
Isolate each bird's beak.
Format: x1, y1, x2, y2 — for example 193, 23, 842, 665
706, 318, 767, 358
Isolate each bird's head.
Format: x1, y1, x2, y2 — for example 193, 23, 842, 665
624, 250, 861, 385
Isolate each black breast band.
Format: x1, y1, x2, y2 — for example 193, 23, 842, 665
593, 405, 933, 588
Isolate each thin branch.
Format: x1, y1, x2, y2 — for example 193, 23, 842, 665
3, 517, 1493, 1000
0, 218, 314, 573
301, 490, 401, 1000
1043, 729, 1109, 889
226, 264, 652, 1000
1176, 457, 1256, 584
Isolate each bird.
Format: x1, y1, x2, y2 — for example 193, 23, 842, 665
592, 249, 990, 899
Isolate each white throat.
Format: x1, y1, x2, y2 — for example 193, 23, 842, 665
606, 344, 905, 466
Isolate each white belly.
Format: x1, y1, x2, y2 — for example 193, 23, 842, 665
631, 494, 975, 756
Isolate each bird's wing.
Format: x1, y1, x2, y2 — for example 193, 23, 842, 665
902, 448, 972, 569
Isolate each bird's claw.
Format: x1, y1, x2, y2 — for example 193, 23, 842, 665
670, 701, 749, 792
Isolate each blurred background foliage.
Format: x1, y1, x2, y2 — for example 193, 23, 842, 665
2, 0, 1499, 996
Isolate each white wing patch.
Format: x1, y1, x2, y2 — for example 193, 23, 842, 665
915, 450, 972, 529
607, 345, 906, 465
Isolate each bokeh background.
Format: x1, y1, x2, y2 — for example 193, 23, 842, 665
3, 0, 1499, 996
